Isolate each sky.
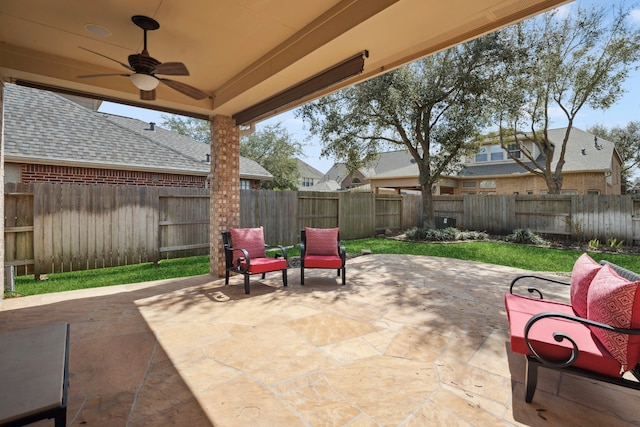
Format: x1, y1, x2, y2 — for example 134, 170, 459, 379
98, 0, 640, 175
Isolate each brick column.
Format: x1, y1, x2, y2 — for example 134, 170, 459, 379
0, 83, 4, 302
210, 115, 240, 276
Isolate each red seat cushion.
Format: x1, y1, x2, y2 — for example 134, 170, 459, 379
240, 257, 287, 274
505, 293, 623, 378
230, 227, 266, 264
305, 227, 339, 256
587, 265, 640, 371
304, 255, 343, 269
570, 253, 602, 318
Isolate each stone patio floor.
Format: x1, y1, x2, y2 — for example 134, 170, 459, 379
1, 254, 639, 426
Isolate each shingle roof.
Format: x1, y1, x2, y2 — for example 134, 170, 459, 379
102, 113, 272, 180
296, 158, 324, 179
457, 128, 616, 177
4, 83, 272, 180
322, 149, 418, 182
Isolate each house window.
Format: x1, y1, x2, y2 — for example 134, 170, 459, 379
462, 181, 476, 188
479, 180, 496, 189
507, 143, 521, 159
475, 147, 488, 162
351, 177, 361, 184
587, 190, 600, 195
301, 177, 314, 187
240, 180, 251, 190
490, 145, 504, 161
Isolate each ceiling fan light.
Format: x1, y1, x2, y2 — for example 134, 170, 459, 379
130, 73, 159, 91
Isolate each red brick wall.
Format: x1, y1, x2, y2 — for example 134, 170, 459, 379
19, 163, 207, 188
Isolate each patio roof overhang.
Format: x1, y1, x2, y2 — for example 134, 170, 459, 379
0, 0, 571, 124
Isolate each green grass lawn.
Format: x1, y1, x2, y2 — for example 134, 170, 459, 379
7, 238, 640, 296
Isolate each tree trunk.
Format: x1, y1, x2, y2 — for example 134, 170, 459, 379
544, 172, 563, 194
421, 183, 435, 229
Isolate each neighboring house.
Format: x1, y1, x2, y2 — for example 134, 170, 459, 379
3, 84, 272, 189
319, 150, 415, 191
365, 128, 623, 195
296, 158, 324, 190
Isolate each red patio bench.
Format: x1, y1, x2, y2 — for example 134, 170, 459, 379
505, 253, 640, 403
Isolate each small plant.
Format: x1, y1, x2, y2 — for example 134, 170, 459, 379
588, 239, 600, 250
404, 227, 487, 242
606, 237, 624, 251
457, 230, 489, 240
565, 218, 584, 244
505, 229, 549, 246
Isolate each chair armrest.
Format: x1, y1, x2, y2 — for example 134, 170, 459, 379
266, 244, 288, 260
300, 242, 306, 257
525, 311, 640, 368
510, 274, 570, 299
226, 247, 250, 272
339, 245, 346, 261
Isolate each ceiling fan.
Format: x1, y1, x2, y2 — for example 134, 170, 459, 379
79, 15, 208, 101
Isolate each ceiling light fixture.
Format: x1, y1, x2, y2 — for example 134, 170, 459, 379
130, 73, 159, 91
233, 50, 369, 125
84, 24, 111, 37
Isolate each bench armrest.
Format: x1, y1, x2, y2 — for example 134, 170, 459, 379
510, 274, 570, 299
525, 311, 640, 368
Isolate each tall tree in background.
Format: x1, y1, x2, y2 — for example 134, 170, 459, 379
493, 2, 640, 194
299, 35, 507, 228
588, 121, 640, 188
160, 115, 211, 144
241, 123, 303, 190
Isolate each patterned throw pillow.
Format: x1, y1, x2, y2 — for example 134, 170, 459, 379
570, 253, 602, 318
587, 264, 640, 372
229, 227, 266, 260
305, 227, 339, 256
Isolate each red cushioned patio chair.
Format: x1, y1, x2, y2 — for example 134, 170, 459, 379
300, 227, 346, 286
222, 226, 288, 294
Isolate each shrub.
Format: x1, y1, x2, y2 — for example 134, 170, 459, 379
505, 229, 549, 246
404, 227, 488, 242
457, 230, 489, 240
588, 239, 600, 250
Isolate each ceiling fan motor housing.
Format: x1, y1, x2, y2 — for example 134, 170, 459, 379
128, 54, 160, 74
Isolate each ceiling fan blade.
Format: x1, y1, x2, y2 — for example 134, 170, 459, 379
159, 78, 209, 100
152, 62, 189, 76
140, 89, 156, 101
78, 73, 131, 78
80, 47, 135, 71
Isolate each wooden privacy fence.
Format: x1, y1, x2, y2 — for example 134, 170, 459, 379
240, 190, 409, 244
4, 183, 210, 277
5, 184, 640, 277
432, 194, 640, 244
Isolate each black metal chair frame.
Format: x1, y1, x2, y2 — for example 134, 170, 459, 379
222, 231, 288, 294
300, 229, 346, 286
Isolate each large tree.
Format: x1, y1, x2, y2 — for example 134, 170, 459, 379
299, 35, 507, 228
240, 123, 303, 190
492, 2, 640, 194
588, 121, 640, 188
160, 115, 211, 144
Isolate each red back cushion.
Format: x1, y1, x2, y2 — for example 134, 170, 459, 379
229, 227, 266, 260
305, 227, 339, 256
570, 253, 602, 317
587, 264, 640, 371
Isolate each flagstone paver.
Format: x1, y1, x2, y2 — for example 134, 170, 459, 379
1, 254, 639, 426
